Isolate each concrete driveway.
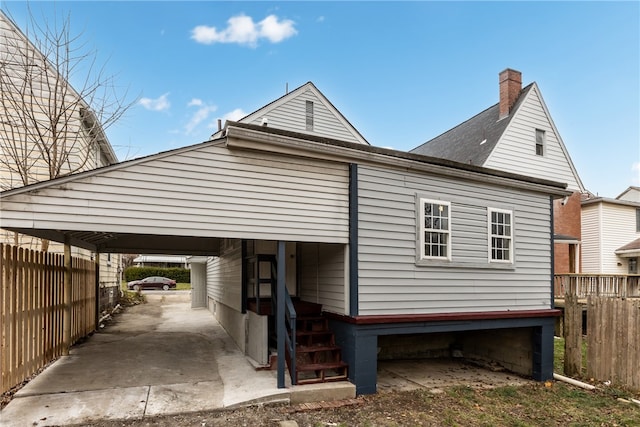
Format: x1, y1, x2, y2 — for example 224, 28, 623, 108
0, 292, 353, 426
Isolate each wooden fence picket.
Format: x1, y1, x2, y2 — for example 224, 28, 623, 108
0, 244, 97, 394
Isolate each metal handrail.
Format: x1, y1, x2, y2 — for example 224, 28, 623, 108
269, 259, 297, 384
284, 287, 297, 384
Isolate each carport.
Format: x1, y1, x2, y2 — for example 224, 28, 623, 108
0, 123, 353, 391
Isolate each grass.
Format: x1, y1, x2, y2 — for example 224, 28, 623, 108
553, 336, 588, 376
282, 382, 640, 427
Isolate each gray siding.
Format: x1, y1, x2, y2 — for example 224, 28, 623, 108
485, 86, 582, 192
357, 165, 553, 315
1, 142, 350, 243
298, 242, 347, 315
245, 88, 363, 144
206, 239, 242, 311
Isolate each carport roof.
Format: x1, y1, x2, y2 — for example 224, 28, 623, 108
1, 122, 570, 254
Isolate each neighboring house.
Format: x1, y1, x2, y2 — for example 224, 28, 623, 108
411, 69, 586, 274
133, 255, 189, 268
0, 11, 122, 299
0, 82, 570, 395
581, 189, 640, 274
617, 186, 640, 203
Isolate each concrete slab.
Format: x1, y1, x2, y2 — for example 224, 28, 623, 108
0, 291, 357, 426
145, 381, 223, 416
1, 386, 149, 427
290, 382, 356, 404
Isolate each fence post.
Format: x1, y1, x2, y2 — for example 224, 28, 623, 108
63, 237, 72, 356
564, 292, 582, 376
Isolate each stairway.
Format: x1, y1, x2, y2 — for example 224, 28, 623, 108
291, 302, 348, 385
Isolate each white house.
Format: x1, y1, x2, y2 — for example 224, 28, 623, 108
581, 190, 640, 274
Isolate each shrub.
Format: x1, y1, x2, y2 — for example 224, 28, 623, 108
124, 266, 190, 283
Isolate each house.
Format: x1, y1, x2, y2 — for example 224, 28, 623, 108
0, 81, 570, 395
617, 186, 640, 203
133, 255, 189, 268
0, 10, 122, 304
581, 189, 640, 274
210, 81, 369, 145
411, 69, 586, 274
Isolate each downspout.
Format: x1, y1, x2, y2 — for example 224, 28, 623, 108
63, 236, 72, 356
349, 163, 359, 316
550, 196, 555, 309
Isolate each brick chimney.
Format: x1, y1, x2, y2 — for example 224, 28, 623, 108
499, 68, 522, 119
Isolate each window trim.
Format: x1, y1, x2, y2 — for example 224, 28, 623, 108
535, 128, 545, 156
419, 198, 452, 261
488, 207, 514, 264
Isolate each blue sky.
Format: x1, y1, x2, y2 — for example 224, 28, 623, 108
3, 1, 639, 198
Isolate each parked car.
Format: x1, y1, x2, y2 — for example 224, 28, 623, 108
127, 276, 176, 291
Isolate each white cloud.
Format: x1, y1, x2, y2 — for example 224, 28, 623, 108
191, 14, 297, 47
139, 93, 170, 112
316, 16, 325, 23
223, 108, 247, 122
185, 101, 217, 135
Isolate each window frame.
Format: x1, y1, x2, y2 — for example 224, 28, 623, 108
419, 198, 452, 261
488, 207, 514, 264
535, 128, 545, 156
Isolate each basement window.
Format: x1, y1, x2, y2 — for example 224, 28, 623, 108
305, 100, 314, 131
535, 129, 545, 156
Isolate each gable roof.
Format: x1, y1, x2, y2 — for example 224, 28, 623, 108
616, 186, 640, 201
410, 79, 585, 192
212, 81, 369, 145
410, 84, 533, 165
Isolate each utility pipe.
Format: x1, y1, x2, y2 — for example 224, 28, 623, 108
553, 373, 596, 390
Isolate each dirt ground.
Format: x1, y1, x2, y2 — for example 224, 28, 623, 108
69, 382, 639, 427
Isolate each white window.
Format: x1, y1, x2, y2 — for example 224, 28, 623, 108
420, 199, 451, 260
488, 208, 513, 263
305, 100, 314, 131
535, 129, 545, 156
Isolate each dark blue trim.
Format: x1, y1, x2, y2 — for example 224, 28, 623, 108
550, 196, 555, 309
349, 163, 359, 316
276, 241, 286, 388
241, 240, 247, 314
330, 315, 556, 395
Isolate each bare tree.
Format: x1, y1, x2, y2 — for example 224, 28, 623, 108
0, 6, 137, 249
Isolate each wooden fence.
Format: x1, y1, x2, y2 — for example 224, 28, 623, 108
586, 296, 640, 391
0, 244, 96, 394
562, 282, 640, 391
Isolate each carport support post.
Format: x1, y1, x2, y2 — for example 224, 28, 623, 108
95, 251, 100, 330
276, 241, 286, 388
63, 236, 72, 356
